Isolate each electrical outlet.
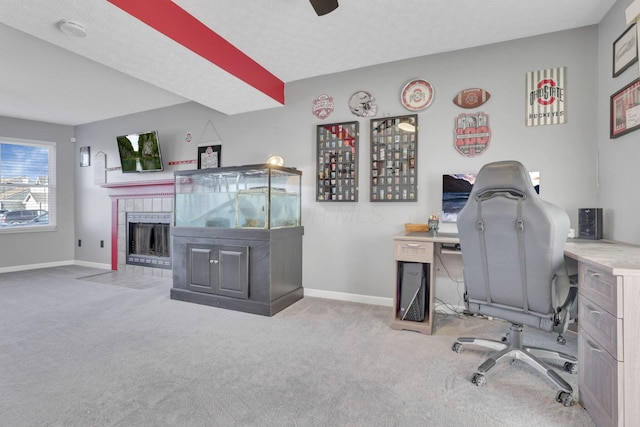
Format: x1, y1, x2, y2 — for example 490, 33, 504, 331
100, 240, 104, 248
78, 239, 81, 247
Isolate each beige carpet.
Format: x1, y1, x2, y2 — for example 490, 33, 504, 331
0, 266, 594, 426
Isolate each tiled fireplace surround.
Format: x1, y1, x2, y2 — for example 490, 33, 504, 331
105, 179, 174, 278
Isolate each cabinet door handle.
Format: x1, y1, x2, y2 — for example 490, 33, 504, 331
210, 259, 219, 264
588, 271, 601, 278
406, 243, 420, 247
585, 304, 600, 316
586, 339, 602, 353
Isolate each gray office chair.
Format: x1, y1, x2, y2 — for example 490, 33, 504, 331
451, 160, 578, 406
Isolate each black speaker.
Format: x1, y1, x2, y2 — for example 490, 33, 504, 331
578, 208, 603, 240
309, 0, 339, 16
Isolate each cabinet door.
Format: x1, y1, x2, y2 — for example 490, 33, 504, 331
214, 246, 249, 299
188, 246, 215, 293
187, 244, 249, 299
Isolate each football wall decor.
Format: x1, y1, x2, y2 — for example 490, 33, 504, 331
453, 88, 491, 109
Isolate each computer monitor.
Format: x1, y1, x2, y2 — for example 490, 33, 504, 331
442, 171, 539, 223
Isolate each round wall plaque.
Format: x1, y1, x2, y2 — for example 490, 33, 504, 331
401, 79, 434, 111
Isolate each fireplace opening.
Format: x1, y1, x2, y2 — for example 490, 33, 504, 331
126, 212, 172, 269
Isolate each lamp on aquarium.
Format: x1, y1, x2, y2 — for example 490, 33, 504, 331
266, 155, 284, 166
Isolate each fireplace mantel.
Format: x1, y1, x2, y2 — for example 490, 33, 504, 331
103, 179, 174, 198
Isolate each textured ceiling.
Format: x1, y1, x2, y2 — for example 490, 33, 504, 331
0, 0, 617, 126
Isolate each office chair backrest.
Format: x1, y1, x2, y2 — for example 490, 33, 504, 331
457, 161, 570, 328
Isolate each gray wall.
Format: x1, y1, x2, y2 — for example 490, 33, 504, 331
74, 25, 600, 300
0, 116, 75, 269
598, 0, 640, 243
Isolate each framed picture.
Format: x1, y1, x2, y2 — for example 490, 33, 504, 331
613, 24, 638, 78
611, 78, 640, 138
80, 146, 90, 167
369, 114, 418, 202
197, 144, 221, 169
316, 121, 358, 201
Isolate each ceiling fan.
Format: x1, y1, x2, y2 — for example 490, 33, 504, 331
309, 0, 339, 16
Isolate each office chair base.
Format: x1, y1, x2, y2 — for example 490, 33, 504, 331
452, 323, 577, 406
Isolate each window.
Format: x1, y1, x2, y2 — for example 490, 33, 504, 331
0, 138, 56, 231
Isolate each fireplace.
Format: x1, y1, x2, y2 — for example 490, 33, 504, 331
104, 178, 174, 276
126, 212, 172, 269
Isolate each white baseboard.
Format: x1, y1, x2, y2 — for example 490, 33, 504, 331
0, 260, 111, 274
304, 288, 393, 307
0, 260, 75, 274
74, 260, 111, 270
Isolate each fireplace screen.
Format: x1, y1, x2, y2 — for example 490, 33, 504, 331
126, 213, 172, 269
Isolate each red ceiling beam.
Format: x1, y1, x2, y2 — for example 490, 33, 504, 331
107, 0, 284, 105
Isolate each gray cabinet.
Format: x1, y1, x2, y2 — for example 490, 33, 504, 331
187, 244, 249, 299
171, 227, 303, 316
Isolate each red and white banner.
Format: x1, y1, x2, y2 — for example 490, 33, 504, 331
525, 67, 567, 126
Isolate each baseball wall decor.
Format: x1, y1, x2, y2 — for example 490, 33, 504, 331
525, 67, 567, 126
453, 88, 491, 109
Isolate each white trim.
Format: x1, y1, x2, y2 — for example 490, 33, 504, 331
0, 260, 111, 274
74, 260, 112, 270
0, 260, 74, 274
304, 287, 393, 307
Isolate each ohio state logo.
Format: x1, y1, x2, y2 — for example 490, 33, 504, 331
529, 79, 564, 106
454, 112, 491, 157
312, 94, 335, 119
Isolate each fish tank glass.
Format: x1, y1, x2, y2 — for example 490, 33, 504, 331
174, 164, 301, 229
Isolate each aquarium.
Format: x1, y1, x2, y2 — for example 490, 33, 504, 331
174, 164, 301, 229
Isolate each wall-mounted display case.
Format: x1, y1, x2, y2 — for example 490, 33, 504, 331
370, 114, 418, 202
174, 164, 302, 229
316, 121, 359, 201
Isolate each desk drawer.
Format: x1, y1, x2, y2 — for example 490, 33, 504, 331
579, 264, 620, 317
578, 295, 622, 360
578, 330, 622, 427
394, 240, 433, 263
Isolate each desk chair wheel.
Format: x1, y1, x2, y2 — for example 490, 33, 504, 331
556, 390, 574, 407
471, 373, 486, 387
563, 361, 578, 375
452, 342, 463, 353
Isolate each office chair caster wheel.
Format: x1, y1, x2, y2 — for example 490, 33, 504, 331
557, 334, 567, 345
556, 391, 574, 407
452, 343, 463, 353
563, 362, 578, 374
471, 373, 486, 387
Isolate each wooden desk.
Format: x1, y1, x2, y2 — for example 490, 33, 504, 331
391, 232, 461, 334
392, 233, 640, 426
563, 240, 640, 427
